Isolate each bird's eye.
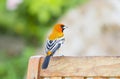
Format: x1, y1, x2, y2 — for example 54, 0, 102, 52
61, 25, 65, 29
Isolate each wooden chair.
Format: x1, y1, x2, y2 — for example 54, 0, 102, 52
27, 56, 120, 79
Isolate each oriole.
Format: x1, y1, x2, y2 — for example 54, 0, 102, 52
42, 24, 67, 69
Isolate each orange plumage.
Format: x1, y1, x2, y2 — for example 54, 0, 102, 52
48, 24, 64, 40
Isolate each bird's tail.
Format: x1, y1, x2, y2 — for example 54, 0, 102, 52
42, 56, 51, 69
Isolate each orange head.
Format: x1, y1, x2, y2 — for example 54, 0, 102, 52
53, 24, 67, 32
49, 24, 67, 40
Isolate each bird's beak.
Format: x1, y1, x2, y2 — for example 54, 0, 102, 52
63, 26, 68, 29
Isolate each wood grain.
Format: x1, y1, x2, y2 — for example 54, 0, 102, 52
40, 56, 120, 77
50, 77, 62, 79
93, 77, 108, 79
26, 56, 120, 79
71, 77, 84, 79
27, 56, 41, 79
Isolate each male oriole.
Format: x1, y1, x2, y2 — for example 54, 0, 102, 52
42, 24, 67, 69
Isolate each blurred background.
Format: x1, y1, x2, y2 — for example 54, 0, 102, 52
1, 0, 120, 79
0, 0, 87, 79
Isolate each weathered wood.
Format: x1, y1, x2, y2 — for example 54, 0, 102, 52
39, 77, 44, 79
71, 77, 84, 79
27, 56, 41, 79
27, 56, 120, 79
93, 77, 108, 79
61, 77, 66, 79
40, 56, 120, 77
50, 77, 62, 79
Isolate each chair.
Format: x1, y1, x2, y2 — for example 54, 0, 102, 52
27, 56, 120, 79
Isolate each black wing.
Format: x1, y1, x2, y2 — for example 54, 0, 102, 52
45, 38, 65, 56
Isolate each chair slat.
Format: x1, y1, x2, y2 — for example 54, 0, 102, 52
27, 56, 41, 79
40, 56, 120, 77
39, 77, 44, 79
27, 56, 120, 79
50, 77, 62, 79
61, 77, 65, 79
71, 77, 84, 79
93, 77, 109, 79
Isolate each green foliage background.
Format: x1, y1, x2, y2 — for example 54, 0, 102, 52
0, 0, 87, 79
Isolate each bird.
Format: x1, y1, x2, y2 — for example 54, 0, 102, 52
42, 23, 67, 69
